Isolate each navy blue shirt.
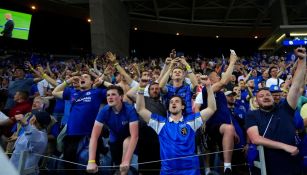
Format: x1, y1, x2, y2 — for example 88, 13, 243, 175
245, 100, 301, 175
201, 88, 231, 126
95, 102, 138, 143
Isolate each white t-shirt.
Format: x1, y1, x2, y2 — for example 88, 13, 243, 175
37, 79, 54, 96
265, 78, 284, 88
195, 92, 204, 105
37, 79, 49, 96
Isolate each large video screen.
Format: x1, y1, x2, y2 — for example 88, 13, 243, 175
0, 8, 32, 40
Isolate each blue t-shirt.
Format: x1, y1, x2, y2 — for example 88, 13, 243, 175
163, 84, 193, 115
235, 98, 249, 114
63, 87, 106, 136
95, 102, 138, 143
53, 99, 65, 114
148, 112, 203, 175
250, 76, 262, 91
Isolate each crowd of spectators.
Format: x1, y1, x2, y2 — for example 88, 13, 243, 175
0, 48, 306, 175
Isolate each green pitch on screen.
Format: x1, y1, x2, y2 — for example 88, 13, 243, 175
0, 8, 32, 40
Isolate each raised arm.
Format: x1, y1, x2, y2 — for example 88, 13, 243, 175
212, 50, 238, 92
287, 47, 306, 109
93, 56, 103, 76
277, 61, 286, 78
159, 59, 176, 93
93, 74, 112, 88
157, 50, 175, 82
243, 70, 252, 83
126, 85, 139, 103
106, 52, 134, 85
199, 75, 217, 122
37, 66, 58, 87
136, 77, 152, 123
52, 76, 79, 99
180, 57, 198, 88
24, 61, 42, 83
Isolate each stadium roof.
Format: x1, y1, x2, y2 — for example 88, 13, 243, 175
40, 0, 307, 38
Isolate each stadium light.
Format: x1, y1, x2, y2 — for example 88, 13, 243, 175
176, 32, 180, 36
290, 33, 307, 36
275, 34, 286, 43
87, 18, 91, 23
216, 35, 219, 38
134, 27, 138, 31
31, 5, 36, 10
254, 36, 258, 39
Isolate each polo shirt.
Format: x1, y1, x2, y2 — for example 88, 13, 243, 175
148, 112, 204, 175
95, 102, 138, 143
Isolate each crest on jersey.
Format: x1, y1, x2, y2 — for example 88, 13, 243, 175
180, 127, 188, 136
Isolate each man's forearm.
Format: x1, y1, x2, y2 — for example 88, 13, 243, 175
206, 85, 216, 112
159, 68, 171, 88
88, 137, 98, 161
123, 136, 138, 163
253, 136, 290, 151
221, 61, 235, 85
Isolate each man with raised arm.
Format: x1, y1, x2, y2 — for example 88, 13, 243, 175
194, 50, 238, 174
52, 73, 106, 175
159, 55, 198, 115
136, 75, 216, 175
245, 47, 306, 175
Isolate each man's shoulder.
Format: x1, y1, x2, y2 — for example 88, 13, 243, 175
123, 102, 135, 110
246, 110, 261, 118
101, 105, 111, 112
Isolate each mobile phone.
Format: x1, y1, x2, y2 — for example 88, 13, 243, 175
170, 49, 176, 59
230, 49, 236, 55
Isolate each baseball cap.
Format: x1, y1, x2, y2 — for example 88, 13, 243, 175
269, 85, 282, 93
32, 110, 51, 128
224, 91, 237, 96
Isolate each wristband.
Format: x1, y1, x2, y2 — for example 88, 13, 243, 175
63, 80, 69, 86
42, 73, 47, 78
138, 87, 145, 91
186, 65, 191, 71
138, 87, 145, 94
88, 160, 96, 163
187, 70, 193, 74
30, 67, 35, 71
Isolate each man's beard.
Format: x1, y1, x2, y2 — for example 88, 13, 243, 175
260, 104, 274, 111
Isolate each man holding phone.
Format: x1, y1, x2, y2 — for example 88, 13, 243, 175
159, 50, 198, 115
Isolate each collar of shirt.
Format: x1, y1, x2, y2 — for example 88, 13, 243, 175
169, 116, 184, 123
